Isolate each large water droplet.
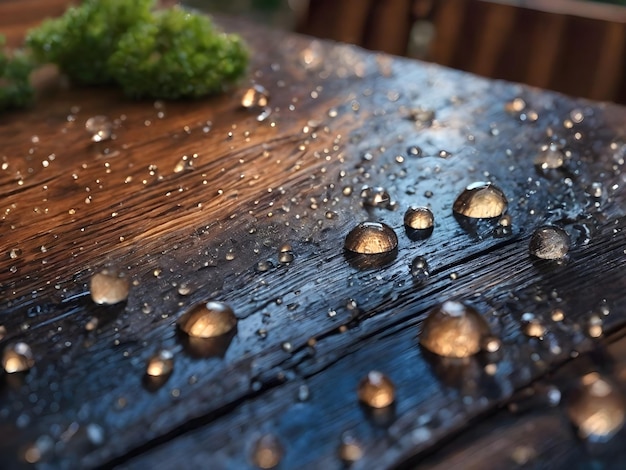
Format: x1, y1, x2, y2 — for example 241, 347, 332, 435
344, 222, 398, 254
89, 271, 130, 305
529, 226, 570, 260
567, 373, 625, 442
453, 182, 508, 219
178, 301, 237, 338
251, 434, 283, 469
357, 371, 395, 408
85, 115, 112, 142
2, 342, 35, 373
534, 143, 565, 170
344, 222, 398, 269
419, 301, 491, 358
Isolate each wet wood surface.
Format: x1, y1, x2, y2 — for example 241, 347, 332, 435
2, 2, 626, 469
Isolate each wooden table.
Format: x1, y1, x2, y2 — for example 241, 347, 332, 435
1, 3, 626, 469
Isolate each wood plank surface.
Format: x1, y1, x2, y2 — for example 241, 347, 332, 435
1, 2, 626, 469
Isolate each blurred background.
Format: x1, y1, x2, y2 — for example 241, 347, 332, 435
186, 0, 626, 104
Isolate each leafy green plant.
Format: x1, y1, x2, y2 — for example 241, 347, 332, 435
1, 0, 249, 111
109, 6, 248, 99
0, 35, 35, 110
26, 0, 155, 85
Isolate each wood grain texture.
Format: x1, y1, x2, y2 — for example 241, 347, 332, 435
1, 2, 626, 469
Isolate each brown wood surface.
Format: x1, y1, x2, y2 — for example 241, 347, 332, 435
2, 2, 626, 469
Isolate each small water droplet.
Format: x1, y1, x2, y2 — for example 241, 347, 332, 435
173, 154, 196, 173
85, 316, 99, 331
357, 371, 395, 408
339, 433, 363, 463
505, 98, 526, 114
567, 373, 625, 442
344, 222, 398, 255
360, 186, 391, 209
241, 84, 269, 109
89, 271, 129, 305
278, 250, 294, 264
2, 342, 35, 373
251, 434, 283, 469
297, 384, 310, 401
255, 260, 274, 273
551, 308, 565, 322
586, 182, 604, 199
529, 226, 570, 260
9, 248, 22, 259
419, 301, 491, 358
410, 256, 430, 284
177, 284, 192, 296
535, 143, 565, 170
146, 349, 174, 378
587, 315, 603, 338
404, 206, 434, 230
85, 116, 112, 142
177, 301, 237, 338
453, 182, 508, 219
521, 312, 546, 338
407, 145, 423, 157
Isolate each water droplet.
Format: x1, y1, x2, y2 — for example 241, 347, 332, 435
567, 373, 625, 442
410, 256, 430, 284
529, 226, 570, 260
339, 433, 363, 463
551, 308, 565, 322
278, 250, 294, 264
85, 115, 112, 142
521, 312, 546, 338
297, 384, 310, 401
453, 182, 508, 219
9, 248, 22, 259
404, 206, 434, 230
360, 186, 391, 209
89, 271, 130, 305
85, 316, 99, 331
251, 434, 283, 469
177, 301, 237, 338
255, 260, 274, 273
146, 349, 174, 378
505, 98, 526, 114
357, 371, 395, 408
535, 143, 565, 170
587, 315, 603, 338
586, 182, 604, 199
173, 154, 196, 173
344, 222, 398, 269
494, 214, 513, 238
2, 342, 35, 373
419, 301, 491, 358
241, 84, 269, 109
177, 284, 192, 296
407, 145, 423, 157
344, 222, 398, 254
